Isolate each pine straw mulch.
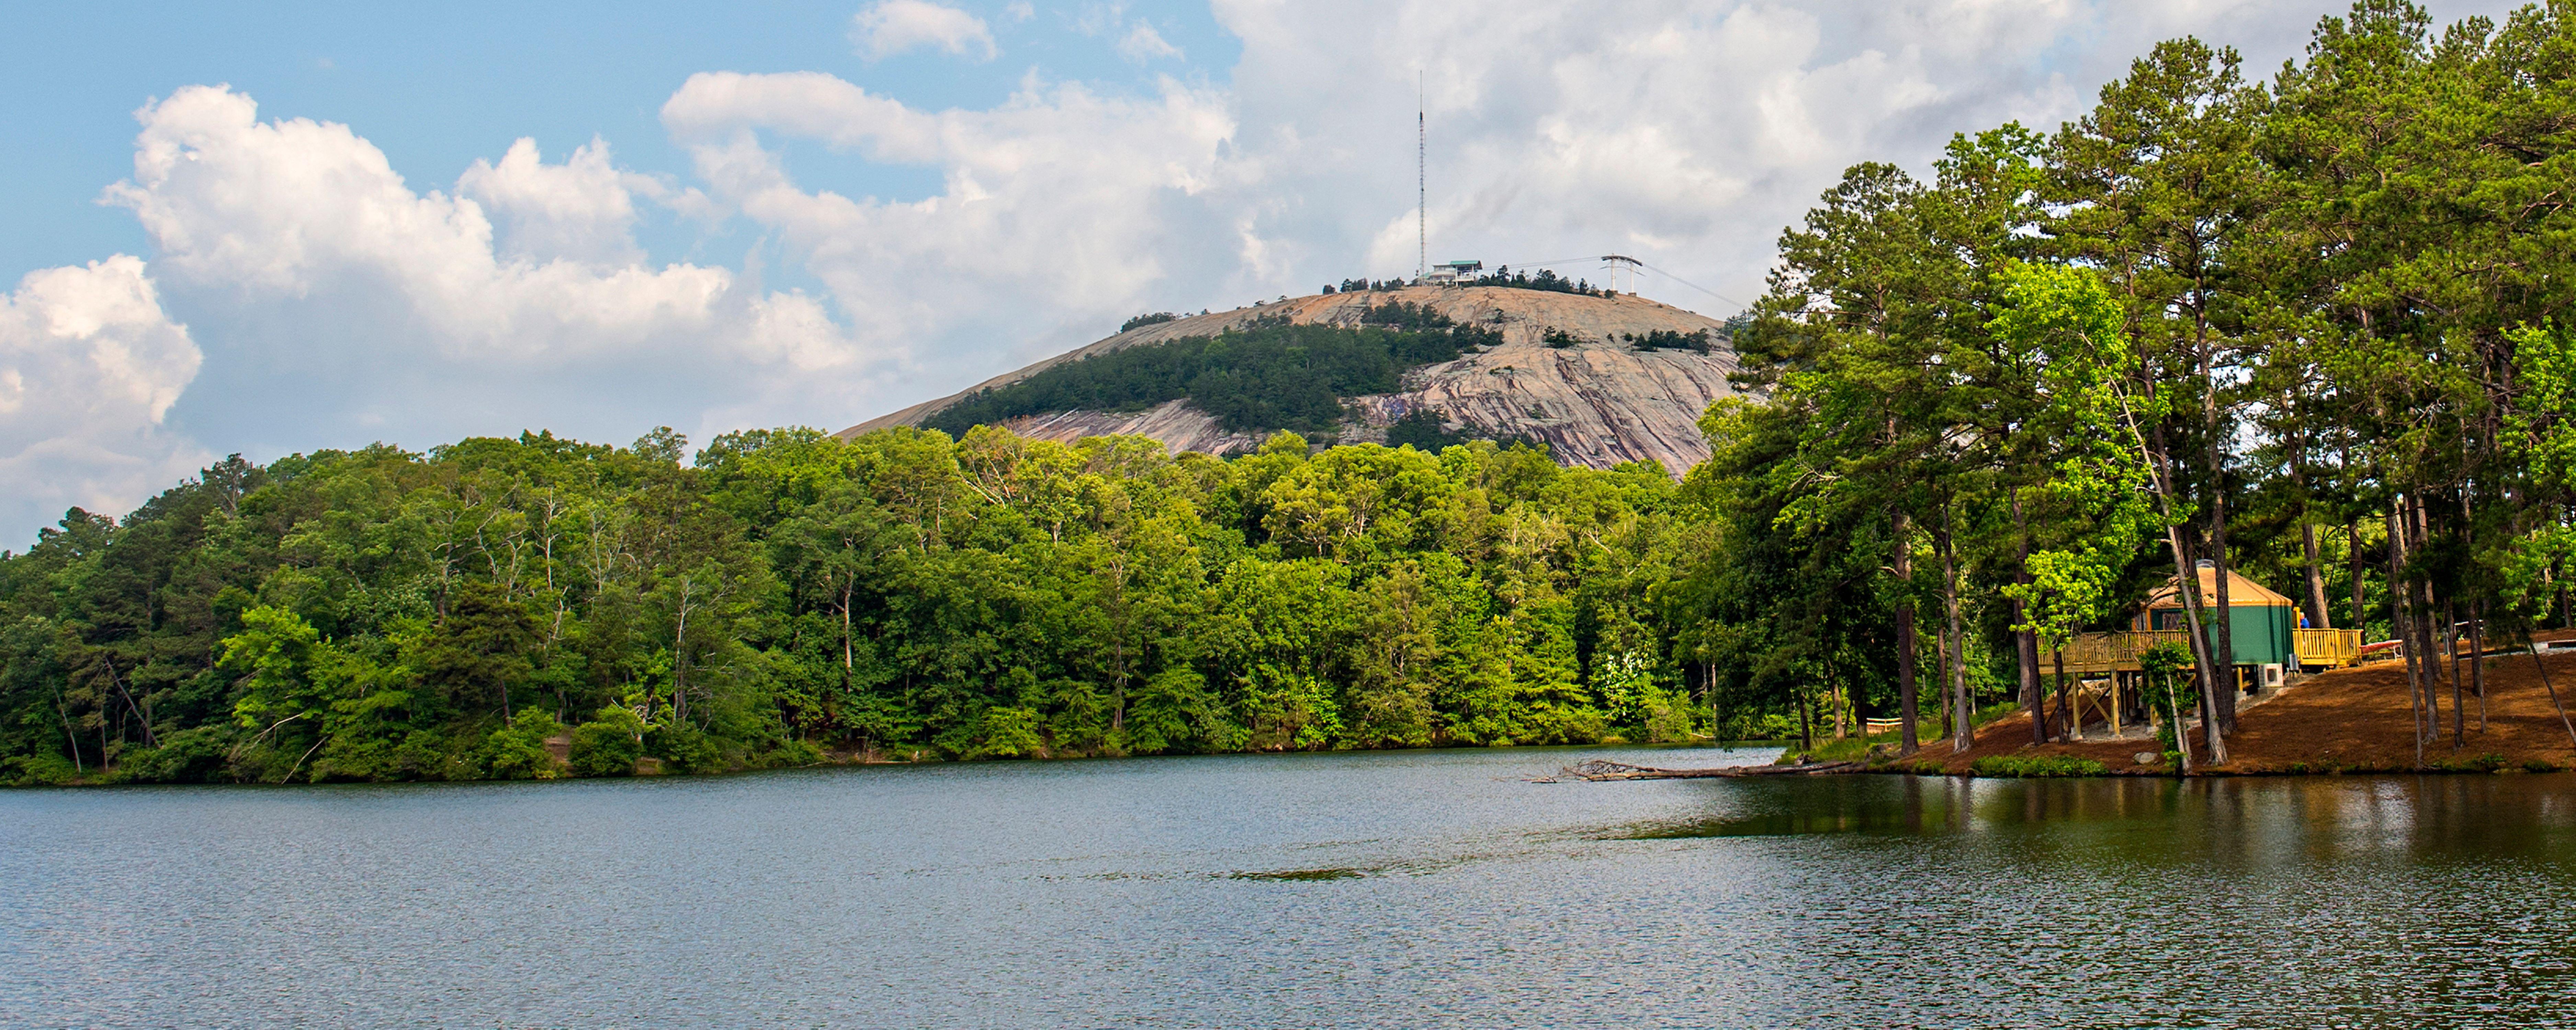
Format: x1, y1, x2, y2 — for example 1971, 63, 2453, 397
1908, 643, 2576, 776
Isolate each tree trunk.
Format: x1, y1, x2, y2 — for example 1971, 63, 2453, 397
2392, 505, 2425, 765
2463, 491, 2484, 732
2302, 522, 2332, 629
2162, 527, 2228, 765
2163, 664, 2194, 775
2447, 597, 2465, 747
1933, 599, 1954, 742
2408, 496, 2444, 747
2527, 632, 2576, 747
1941, 521, 1973, 754
2012, 492, 2044, 746
2054, 648, 2079, 742
2142, 420, 2226, 762
672, 577, 691, 725
1895, 512, 1920, 757
2211, 534, 2239, 733
2347, 520, 2367, 633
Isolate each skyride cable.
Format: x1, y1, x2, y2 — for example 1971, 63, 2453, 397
1631, 260, 1751, 312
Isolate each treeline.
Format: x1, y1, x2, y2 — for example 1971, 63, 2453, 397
1701, 0, 2576, 768
0, 427, 1758, 785
1470, 267, 1607, 296
1322, 268, 1606, 296
17, 0, 2572, 787
924, 311, 1499, 440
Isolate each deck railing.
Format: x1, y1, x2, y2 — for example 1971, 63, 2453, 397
2059, 627, 2364, 673
2058, 630, 2193, 674
2294, 628, 2362, 668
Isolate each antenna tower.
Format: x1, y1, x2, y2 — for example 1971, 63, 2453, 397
1417, 73, 1426, 283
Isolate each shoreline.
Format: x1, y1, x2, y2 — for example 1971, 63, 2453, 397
1822, 648, 2576, 779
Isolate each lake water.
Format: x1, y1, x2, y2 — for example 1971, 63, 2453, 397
7, 745, 2576, 1028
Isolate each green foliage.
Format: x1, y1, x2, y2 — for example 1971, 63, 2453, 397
925, 320, 1500, 439
0, 424, 1719, 781
1621, 329, 1713, 353
1120, 312, 1180, 332
2434, 752, 2508, 774
482, 708, 565, 779
1466, 267, 1607, 296
1968, 754, 2110, 777
1383, 410, 1473, 451
569, 707, 646, 777
23, 6, 2576, 786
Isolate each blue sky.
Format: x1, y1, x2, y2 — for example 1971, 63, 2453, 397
0, 0, 2526, 548
2, 2, 1238, 277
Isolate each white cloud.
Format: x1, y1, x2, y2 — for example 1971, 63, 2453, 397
851, 0, 997, 62
100, 85, 872, 461
458, 137, 646, 266
1117, 22, 1183, 62
0, 256, 207, 544
662, 69, 1238, 377
4, 0, 2531, 543
1194, 0, 2433, 310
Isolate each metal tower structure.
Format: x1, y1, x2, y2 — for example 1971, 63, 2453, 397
1417, 73, 1426, 283
1601, 254, 1641, 294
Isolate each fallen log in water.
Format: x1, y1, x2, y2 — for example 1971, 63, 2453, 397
1536, 758, 1863, 782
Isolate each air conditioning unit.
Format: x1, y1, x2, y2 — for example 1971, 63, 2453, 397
2259, 663, 2285, 689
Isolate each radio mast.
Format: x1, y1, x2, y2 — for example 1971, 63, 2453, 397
1417, 72, 1425, 283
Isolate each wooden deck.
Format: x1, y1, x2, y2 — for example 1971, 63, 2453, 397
2058, 628, 2362, 674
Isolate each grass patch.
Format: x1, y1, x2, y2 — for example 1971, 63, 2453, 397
1230, 867, 1366, 882
2524, 758, 2564, 774
2432, 752, 2509, 774
1968, 754, 2109, 778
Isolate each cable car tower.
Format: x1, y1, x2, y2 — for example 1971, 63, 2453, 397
1601, 254, 1642, 294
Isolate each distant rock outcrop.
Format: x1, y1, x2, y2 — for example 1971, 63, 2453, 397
840, 286, 1741, 474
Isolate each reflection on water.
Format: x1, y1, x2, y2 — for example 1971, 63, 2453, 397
6, 749, 2576, 1028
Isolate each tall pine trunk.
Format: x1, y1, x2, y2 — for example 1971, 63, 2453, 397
2393, 504, 2427, 763
2198, 318, 2237, 736
2143, 421, 2227, 765
2013, 493, 2045, 745
1895, 511, 1920, 757
2211, 530, 2239, 730
1940, 517, 1972, 754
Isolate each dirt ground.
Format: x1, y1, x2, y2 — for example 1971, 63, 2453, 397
1916, 638, 2576, 775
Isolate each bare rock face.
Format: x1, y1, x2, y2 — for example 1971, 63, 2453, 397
840, 286, 1741, 474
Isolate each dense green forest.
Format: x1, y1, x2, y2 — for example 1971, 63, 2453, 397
923, 306, 1499, 439
9, 1, 2576, 786
1709, 0, 2576, 769
0, 428, 1741, 785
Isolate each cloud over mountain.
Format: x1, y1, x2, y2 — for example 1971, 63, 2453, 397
0, 0, 2521, 546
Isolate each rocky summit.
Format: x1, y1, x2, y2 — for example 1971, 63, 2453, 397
841, 285, 1741, 474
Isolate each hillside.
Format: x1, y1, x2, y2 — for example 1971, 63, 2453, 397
841, 286, 1742, 473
